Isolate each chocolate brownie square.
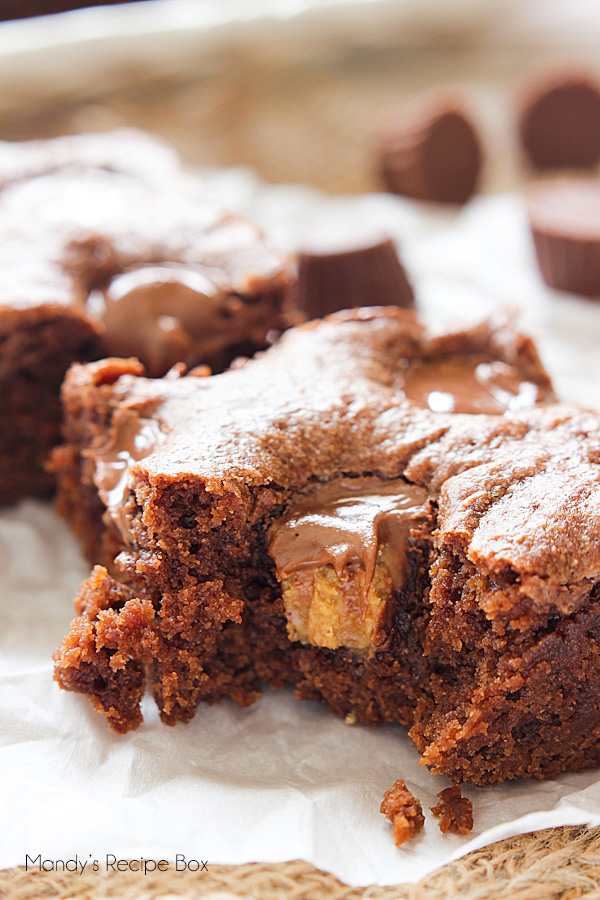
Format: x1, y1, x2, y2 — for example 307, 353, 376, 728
51, 308, 600, 789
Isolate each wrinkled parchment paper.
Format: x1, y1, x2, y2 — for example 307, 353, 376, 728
1, 177, 599, 887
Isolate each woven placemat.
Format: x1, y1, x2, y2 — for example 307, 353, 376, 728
1, 826, 599, 900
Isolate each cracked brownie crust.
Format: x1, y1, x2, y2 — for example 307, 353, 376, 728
53, 308, 600, 786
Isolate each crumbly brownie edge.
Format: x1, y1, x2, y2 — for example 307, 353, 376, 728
54, 461, 437, 731
50, 358, 148, 565
409, 547, 600, 785
380, 778, 425, 847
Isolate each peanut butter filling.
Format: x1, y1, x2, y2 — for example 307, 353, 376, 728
267, 477, 428, 654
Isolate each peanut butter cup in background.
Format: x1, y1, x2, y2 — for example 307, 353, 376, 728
525, 179, 600, 297
376, 93, 483, 205
519, 70, 600, 171
296, 221, 414, 319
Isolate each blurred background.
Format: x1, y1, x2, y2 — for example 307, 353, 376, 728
0, 0, 598, 192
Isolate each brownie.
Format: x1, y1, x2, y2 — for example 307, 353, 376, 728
0, 130, 293, 506
50, 306, 600, 791
431, 786, 473, 835
380, 779, 424, 847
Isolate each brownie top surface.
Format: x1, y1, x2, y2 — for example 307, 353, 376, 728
65, 307, 600, 585
0, 130, 290, 317
83, 307, 552, 479
0, 129, 180, 191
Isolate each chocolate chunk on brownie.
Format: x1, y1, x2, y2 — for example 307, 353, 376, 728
381, 779, 424, 847
431, 786, 473, 835
0, 130, 293, 505
51, 306, 600, 794
519, 71, 600, 171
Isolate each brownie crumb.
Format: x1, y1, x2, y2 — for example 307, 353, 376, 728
380, 779, 425, 847
431, 786, 473, 835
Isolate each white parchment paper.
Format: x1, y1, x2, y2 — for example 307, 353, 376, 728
1, 178, 600, 887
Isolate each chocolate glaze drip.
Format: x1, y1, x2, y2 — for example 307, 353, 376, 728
88, 263, 279, 377
94, 408, 165, 541
268, 477, 428, 592
400, 356, 543, 415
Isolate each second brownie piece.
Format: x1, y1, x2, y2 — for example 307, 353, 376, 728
0, 130, 292, 506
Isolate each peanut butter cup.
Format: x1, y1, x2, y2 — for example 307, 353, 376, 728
526, 179, 600, 296
377, 95, 482, 205
296, 224, 414, 318
267, 477, 429, 654
91, 263, 286, 378
519, 71, 600, 171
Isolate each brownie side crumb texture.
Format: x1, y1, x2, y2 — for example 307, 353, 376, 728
52, 309, 600, 787
57, 566, 151, 732
0, 308, 99, 504
408, 402, 600, 784
380, 779, 425, 847
0, 130, 293, 506
431, 786, 473, 835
